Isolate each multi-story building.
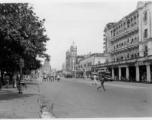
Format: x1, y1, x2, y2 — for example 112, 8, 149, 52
97, 1, 152, 82
76, 53, 106, 78
66, 42, 77, 73
75, 55, 85, 77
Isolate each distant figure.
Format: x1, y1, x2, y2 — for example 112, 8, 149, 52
5, 74, 10, 88
13, 74, 17, 88
92, 74, 97, 85
57, 74, 60, 82
97, 73, 106, 91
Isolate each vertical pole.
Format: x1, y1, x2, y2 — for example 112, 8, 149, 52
136, 65, 140, 82
119, 67, 121, 81
19, 67, 23, 94
146, 64, 151, 82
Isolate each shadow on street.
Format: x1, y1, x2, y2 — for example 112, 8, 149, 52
0, 89, 37, 101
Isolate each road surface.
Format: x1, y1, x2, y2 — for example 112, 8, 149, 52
38, 78, 152, 118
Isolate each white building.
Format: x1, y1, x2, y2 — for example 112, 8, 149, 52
97, 1, 152, 82
76, 53, 106, 78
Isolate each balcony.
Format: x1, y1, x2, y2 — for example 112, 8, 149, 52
110, 25, 139, 42
109, 41, 139, 54
103, 41, 106, 45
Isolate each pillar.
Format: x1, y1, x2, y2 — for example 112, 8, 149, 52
83, 70, 86, 79
136, 65, 140, 82
146, 64, 151, 82
119, 67, 121, 81
112, 68, 114, 80
148, 41, 152, 56
126, 66, 129, 80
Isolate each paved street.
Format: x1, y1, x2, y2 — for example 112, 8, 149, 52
38, 78, 152, 118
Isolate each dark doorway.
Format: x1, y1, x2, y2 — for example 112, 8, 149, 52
139, 65, 146, 82
114, 68, 119, 81
129, 66, 136, 82
121, 67, 126, 78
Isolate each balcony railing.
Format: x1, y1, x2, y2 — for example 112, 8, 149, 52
109, 41, 139, 54
110, 25, 138, 42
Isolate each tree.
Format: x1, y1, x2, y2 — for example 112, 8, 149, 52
0, 3, 50, 79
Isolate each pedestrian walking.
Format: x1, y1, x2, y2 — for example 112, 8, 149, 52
57, 74, 60, 82
12, 74, 17, 88
97, 73, 106, 91
5, 74, 10, 88
92, 74, 97, 85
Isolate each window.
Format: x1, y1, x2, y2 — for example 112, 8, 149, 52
127, 20, 130, 28
127, 53, 129, 58
144, 46, 148, 56
144, 29, 148, 38
143, 11, 147, 21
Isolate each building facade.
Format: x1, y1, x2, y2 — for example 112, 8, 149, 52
76, 53, 106, 78
66, 42, 77, 73
97, 1, 152, 82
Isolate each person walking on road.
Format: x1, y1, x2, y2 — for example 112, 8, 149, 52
57, 74, 60, 82
92, 74, 97, 85
97, 73, 106, 91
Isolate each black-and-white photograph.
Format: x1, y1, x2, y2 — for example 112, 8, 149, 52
0, 0, 152, 119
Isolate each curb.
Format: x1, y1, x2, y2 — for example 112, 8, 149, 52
36, 79, 56, 118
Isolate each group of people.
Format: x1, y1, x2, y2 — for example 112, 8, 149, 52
43, 74, 60, 82
92, 73, 106, 91
0, 73, 27, 90
0, 74, 20, 89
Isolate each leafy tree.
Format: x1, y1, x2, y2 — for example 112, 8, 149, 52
0, 3, 50, 79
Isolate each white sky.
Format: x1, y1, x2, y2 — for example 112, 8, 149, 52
3, 0, 141, 70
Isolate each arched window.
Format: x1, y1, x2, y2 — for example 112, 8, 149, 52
143, 11, 147, 21
121, 56, 123, 60
144, 46, 148, 56
127, 53, 129, 58
134, 15, 136, 25
127, 19, 130, 28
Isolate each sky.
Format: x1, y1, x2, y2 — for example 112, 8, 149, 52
4, 0, 140, 70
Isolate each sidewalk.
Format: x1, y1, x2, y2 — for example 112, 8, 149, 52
0, 79, 40, 118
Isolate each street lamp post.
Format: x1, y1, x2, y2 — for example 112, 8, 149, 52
19, 58, 24, 94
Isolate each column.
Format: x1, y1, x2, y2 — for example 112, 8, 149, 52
119, 67, 121, 81
146, 64, 151, 82
83, 70, 86, 79
112, 68, 114, 80
148, 41, 152, 56
136, 65, 140, 82
126, 66, 129, 80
